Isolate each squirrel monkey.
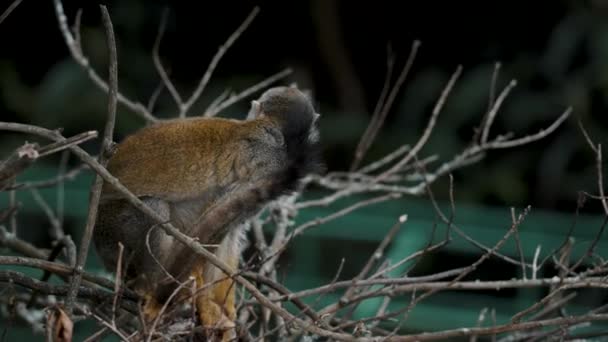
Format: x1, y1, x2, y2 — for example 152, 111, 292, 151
93, 86, 322, 340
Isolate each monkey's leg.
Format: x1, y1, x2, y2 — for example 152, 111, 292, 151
192, 263, 234, 340
212, 256, 239, 341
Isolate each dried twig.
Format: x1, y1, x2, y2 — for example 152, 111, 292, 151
0, 143, 40, 189
53, 0, 156, 122
152, 8, 183, 110
65, 5, 118, 315
350, 41, 420, 171
206, 68, 293, 117
375, 64, 463, 182
0, 0, 23, 25
578, 120, 608, 215
480, 80, 516, 144
178, 6, 260, 117
5, 163, 89, 191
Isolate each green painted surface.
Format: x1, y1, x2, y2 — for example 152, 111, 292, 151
1, 165, 606, 337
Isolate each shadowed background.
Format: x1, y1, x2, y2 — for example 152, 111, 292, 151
2, 0, 607, 212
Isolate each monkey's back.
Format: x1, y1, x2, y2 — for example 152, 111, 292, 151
103, 117, 257, 202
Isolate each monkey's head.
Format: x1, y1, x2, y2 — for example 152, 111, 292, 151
250, 86, 320, 143
250, 85, 324, 180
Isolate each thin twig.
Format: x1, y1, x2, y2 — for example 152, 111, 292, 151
485, 107, 571, 149
388, 313, 608, 341
0, 271, 134, 310
0, 0, 23, 25
53, 0, 156, 122
529, 291, 577, 321
335, 215, 406, 317
111, 242, 124, 326
56, 151, 69, 232
481, 79, 516, 144
36, 130, 98, 157
353, 41, 421, 171
0, 225, 48, 259
350, 44, 398, 171
358, 144, 411, 174
152, 8, 183, 110
511, 208, 527, 279
0, 256, 136, 298
375, 65, 463, 182
28, 188, 62, 240
206, 68, 293, 117
476, 62, 501, 143
9, 189, 17, 234
65, 5, 118, 315
179, 6, 260, 117
291, 193, 401, 238
470, 307, 488, 342
0, 142, 39, 190
146, 278, 195, 342
578, 120, 608, 215
6, 163, 89, 191
146, 80, 165, 113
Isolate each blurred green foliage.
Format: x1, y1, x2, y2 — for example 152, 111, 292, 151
1, 0, 606, 214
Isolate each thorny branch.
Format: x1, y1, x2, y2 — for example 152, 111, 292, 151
3, 1, 608, 341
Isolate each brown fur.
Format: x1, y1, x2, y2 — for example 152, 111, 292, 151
93, 86, 322, 340
102, 116, 281, 201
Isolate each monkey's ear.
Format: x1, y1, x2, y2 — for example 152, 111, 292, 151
289, 82, 298, 88
247, 100, 262, 120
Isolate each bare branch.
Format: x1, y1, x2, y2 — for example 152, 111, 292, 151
480, 79, 517, 144
65, 5, 119, 315
375, 65, 463, 182
28, 188, 62, 240
206, 68, 293, 117
358, 144, 410, 174
179, 6, 260, 117
485, 107, 572, 149
5, 163, 88, 191
0, 270, 132, 309
0, 225, 48, 259
152, 8, 183, 110
351, 43, 407, 171
291, 192, 401, 238
53, 0, 157, 123
36, 130, 98, 158
512, 208, 527, 279
389, 313, 608, 341
0, 0, 23, 25
0, 142, 39, 189
577, 120, 608, 215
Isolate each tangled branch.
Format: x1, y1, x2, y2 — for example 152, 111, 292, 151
2, 2, 606, 342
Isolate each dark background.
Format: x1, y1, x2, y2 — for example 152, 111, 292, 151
1, 0, 608, 214
1, 0, 608, 338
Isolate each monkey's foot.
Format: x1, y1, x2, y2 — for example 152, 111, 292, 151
197, 299, 236, 341
141, 293, 163, 325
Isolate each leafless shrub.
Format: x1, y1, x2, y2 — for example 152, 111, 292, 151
1, 1, 606, 341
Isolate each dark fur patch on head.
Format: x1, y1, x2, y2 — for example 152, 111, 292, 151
258, 86, 316, 139
257, 86, 324, 198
